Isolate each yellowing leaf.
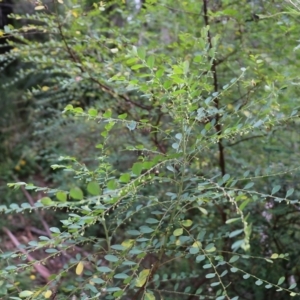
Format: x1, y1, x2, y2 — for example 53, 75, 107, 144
72, 11, 78, 18
42, 86, 49, 91
135, 269, 150, 287
271, 253, 279, 259
144, 291, 156, 300
181, 219, 193, 227
58, 0, 64, 3
121, 239, 134, 249
35, 5, 45, 10
173, 228, 183, 236
44, 290, 52, 299
76, 261, 84, 275
192, 241, 202, 248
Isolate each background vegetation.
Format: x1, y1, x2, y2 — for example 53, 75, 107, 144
1, 0, 300, 299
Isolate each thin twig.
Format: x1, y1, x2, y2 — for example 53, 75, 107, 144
13, 176, 52, 237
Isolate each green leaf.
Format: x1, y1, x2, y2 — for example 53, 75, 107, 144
198, 207, 208, 215
88, 108, 98, 117
98, 266, 112, 273
229, 255, 240, 263
144, 291, 156, 300
70, 187, 83, 200
90, 277, 105, 284
226, 217, 240, 224
132, 162, 143, 176
265, 284, 272, 289
139, 226, 154, 233
120, 173, 131, 183
146, 56, 155, 68
40, 197, 53, 205
114, 273, 129, 279
255, 280, 263, 286
229, 229, 243, 238
205, 273, 216, 278
222, 173, 230, 182
244, 182, 254, 189
87, 181, 101, 195
173, 228, 183, 236
103, 110, 112, 118
289, 283, 297, 289
85, 283, 98, 293
56, 191, 67, 202
172, 142, 179, 149
104, 254, 119, 262
45, 248, 58, 253
19, 291, 34, 298
196, 255, 205, 262
118, 113, 127, 119
137, 47, 146, 60
189, 247, 199, 254
49, 227, 60, 233
107, 180, 118, 190
181, 219, 193, 227
277, 276, 285, 285
111, 244, 126, 250
145, 218, 159, 224
205, 243, 216, 252
286, 188, 294, 198
271, 185, 281, 195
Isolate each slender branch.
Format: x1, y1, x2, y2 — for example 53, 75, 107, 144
227, 135, 265, 147
151, 113, 166, 153
13, 176, 52, 237
3, 227, 51, 281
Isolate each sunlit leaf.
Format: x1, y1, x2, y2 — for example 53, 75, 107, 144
76, 261, 84, 275
135, 269, 150, 287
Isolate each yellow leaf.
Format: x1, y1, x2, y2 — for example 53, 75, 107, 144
76, 261, 84, 275
58, 0, 64, 3
181, 219, 193, 227
121, 239, 134, 250
72, 11, 78, 18
192, 241, 202, 248
44, 290, 52, 299
0, 30, 4, 37
35, 5, 45, 10
42, 86, 49, 91
135, 269, 150, 287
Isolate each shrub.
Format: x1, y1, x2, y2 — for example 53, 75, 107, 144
2, 0, 300, 299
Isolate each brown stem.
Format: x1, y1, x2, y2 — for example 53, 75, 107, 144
13, 176, 52, 237
3, 227, 51, 281
202, 0, 226, 177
